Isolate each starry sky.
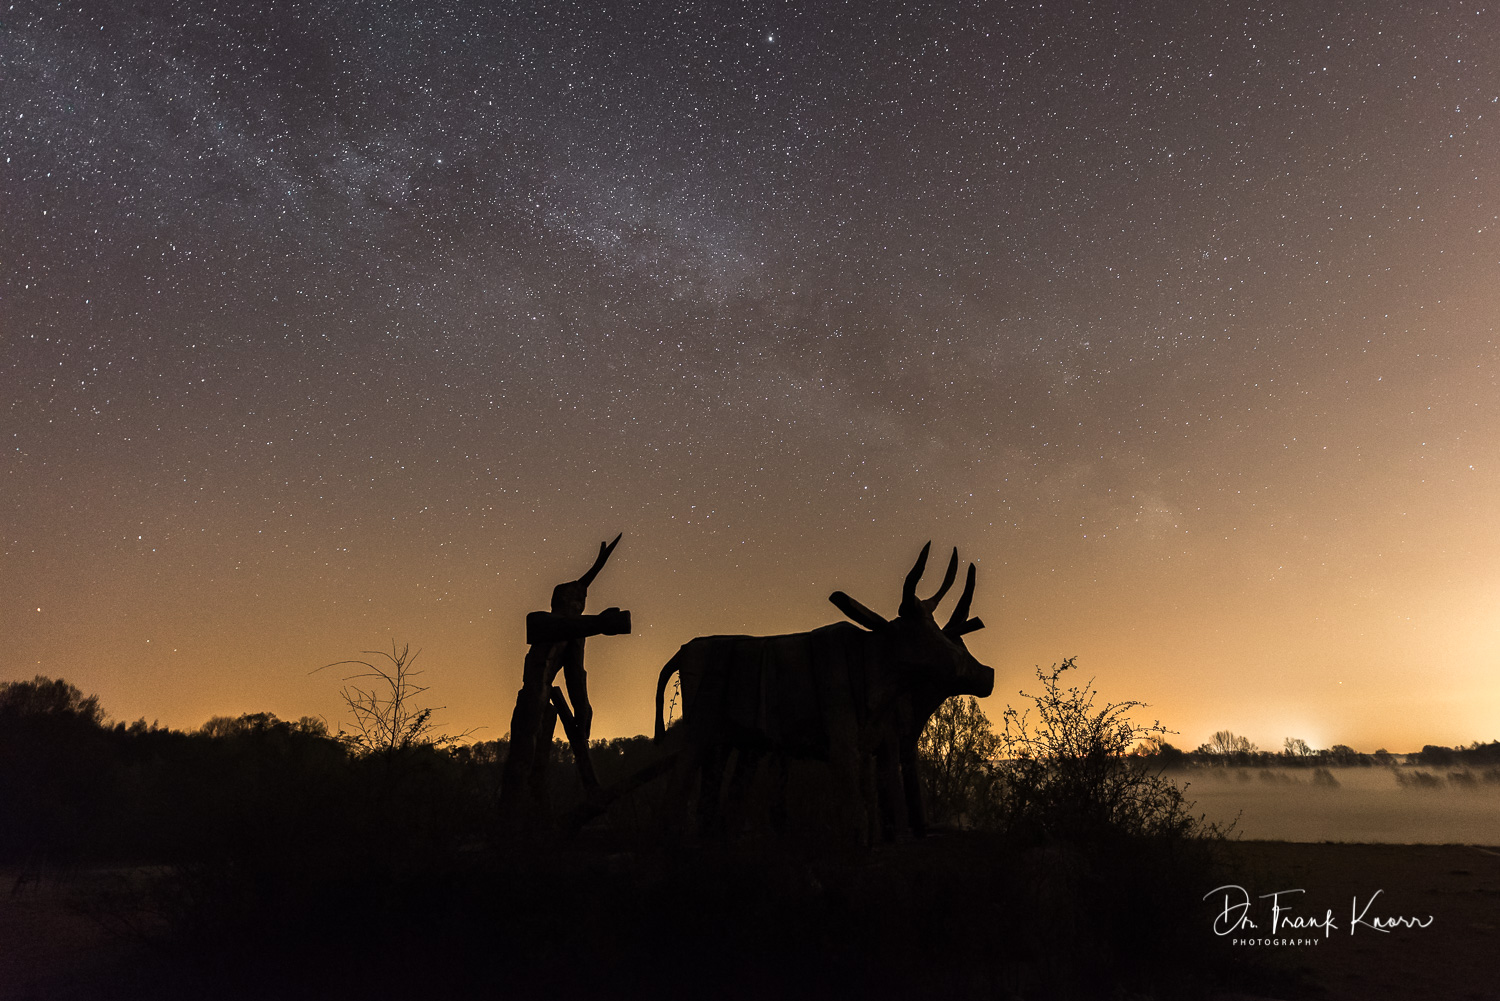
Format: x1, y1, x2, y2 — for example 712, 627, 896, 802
5, 0, 1498, 753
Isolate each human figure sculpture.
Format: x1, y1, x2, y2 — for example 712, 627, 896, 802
499, 534, 629, 822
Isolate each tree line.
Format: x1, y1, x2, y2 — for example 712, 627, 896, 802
0, 673, 660, 871
1145, 728, 1500, 769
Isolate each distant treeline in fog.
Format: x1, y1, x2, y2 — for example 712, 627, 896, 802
1142, 729, 1500, 771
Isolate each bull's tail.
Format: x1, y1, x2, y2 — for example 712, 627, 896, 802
654, 655, 680, 743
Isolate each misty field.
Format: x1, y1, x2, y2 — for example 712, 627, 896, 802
1179, 765, 1500, 843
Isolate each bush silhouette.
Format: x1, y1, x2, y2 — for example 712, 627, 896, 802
996, 658, 1226, 845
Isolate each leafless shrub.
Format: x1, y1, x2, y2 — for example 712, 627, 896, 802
996, 658, 1230, 843
314, 642, 471, 753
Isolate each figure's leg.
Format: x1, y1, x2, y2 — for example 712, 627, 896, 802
498, 647, 554, 817
560, 646, 600, 789
561, 647, 593, 742
528, 696, 560, 812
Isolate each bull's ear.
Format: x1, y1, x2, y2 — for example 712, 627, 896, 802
952, 617, 985, 636
830, 591, 888, 631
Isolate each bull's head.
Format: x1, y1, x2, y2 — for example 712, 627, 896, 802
828, 542, 995, 699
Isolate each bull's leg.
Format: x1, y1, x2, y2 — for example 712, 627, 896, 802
767, 753, 790, 834
696, 744, 731, 837
874, 739, 906, 841
723, 747, 763, 836
826, 710, 870, 844
899, 734, 927, 838
664, 743, 704, 841
858, 751, 882, 846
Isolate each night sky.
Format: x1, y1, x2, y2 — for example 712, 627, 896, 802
5, 1, 1497, 752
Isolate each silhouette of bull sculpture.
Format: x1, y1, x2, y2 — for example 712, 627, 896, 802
654, 543, 994, 841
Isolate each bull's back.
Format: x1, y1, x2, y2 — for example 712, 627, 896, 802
672, 623, 870, 756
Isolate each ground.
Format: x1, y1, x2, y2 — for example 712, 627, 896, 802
2, 840, 1497, 1000
1212, 842, 1500, 1001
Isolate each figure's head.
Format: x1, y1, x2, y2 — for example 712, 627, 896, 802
550, 581, 588, 616
550, 533, 622, 615
829, 542, 995, 699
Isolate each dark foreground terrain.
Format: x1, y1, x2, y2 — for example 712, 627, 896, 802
5, 837, 1495, 1001
1213, 841, 1500, 1001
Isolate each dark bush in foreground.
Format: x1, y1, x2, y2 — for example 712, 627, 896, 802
992, 659, 1230, 847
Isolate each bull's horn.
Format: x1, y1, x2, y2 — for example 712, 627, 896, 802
576, 532, 622, 589
901, 542, 933, 613
921, 548, 959, 612
943, 564, 977, 635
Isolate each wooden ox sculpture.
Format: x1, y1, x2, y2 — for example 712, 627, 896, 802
653, 543, 994, 841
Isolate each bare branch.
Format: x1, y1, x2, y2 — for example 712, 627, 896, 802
319, 641, 472, 753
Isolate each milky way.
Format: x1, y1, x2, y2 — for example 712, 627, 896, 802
5, 1, 1498, 750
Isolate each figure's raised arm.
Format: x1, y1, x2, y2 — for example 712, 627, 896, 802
525, 607, 632, 644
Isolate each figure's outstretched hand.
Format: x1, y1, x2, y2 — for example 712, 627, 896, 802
597, 607, 631, 635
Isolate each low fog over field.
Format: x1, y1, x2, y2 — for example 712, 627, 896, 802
1181, 766, 1500, 843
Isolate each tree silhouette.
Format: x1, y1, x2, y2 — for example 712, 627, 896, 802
0, 675, 104, 724
918, 695, 1001, 827
0, 677, 110, 868
1282, 736, 1314, 758
1199, 730, 1256, 756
